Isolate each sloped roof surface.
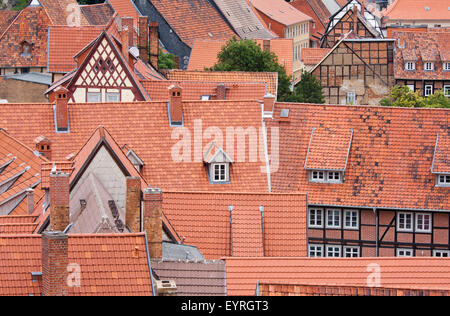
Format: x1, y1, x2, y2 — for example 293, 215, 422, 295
432, 134, 450, 174
290, 0, 330, 40
250, 0, 312, 26
300, 47, 331, 65
80, 2, 115, 25
383, 0, 450, 22
0, 10, 18, 35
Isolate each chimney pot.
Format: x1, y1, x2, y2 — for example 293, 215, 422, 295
34, 136, 52, 160
168, 85, 183, 125
42, 231, 68, 296
143, 187, 162, 259
49, 171, 70, 232
263, 93, 276, 113
54, 87, 69, 132
216, 84, 227, 100
125, 177, 141, 233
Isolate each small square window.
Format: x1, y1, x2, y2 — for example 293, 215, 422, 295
424, 85, 433, 96
86, 92, 101, 103
212, 163, 227, 182
397, 212, 413, 232
327, 171, 341, 182
433, 250, 450, 257
308, 244, 323, 257
416, 213, 432, 233
444, 86, 450, 97
106, 92, 120, 102
405, 62, 415, 71
407, 84, 415, 91
424, 62, 434, 71
344, 210, 358, 229
310, 171, 325, 181
326, 245, 341, 257
201, 95, 210, 101
397, 248, 413, 257
326, 209, 341, 228
309, 208, 323, 228
343, 246, 360, 257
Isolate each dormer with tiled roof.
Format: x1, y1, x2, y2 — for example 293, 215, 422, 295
432, 134, 450, 188
203, 142, 234, 184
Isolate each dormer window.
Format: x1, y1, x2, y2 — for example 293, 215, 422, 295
21, 41, 31, 57
203, 143, 233, 184
309, 170, 343, 183
424, 62, 434, 71
431, 134, 449, 187
437, 175, 450, 187
125, 148, 144, 173
405, 62, 415, 71
444, 62, 450, 72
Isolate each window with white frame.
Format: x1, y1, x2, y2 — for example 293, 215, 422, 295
424, 85, 433, 96
344, 210, 358, 229
326, 209, 341, 228
437, 174, 450, 186
415, 213, 432, 233
343, 246, 360, 258
407, 84, 415, 91
309, 208, 323, 228
211, 163, 228, 183
397, 212, 413, 232
106, 92, 120, 102
308, 244, 323, 257
405, 62, 415, 71
201, 95, 210, 100
86, 92, 101, 103
309, 171, 343, 183
310, 170, 325, 181
326, 245, 341, 257
444, 62, 450, 71
327, 171, 341, 182
433, 250, 450, 257
424, 62, 434, 71
397, 248, 413, 257
444, 86, 450, 97
346, 92, 356, 104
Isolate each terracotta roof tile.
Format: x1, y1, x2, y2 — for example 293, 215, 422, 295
301, 48, 331, 65
0, 10, 18, 35
432, 134, 450, 174
0, 223, 37, 234
289, 0, 330, 40
0, 215, 37, 224
0, 233, 153, 296
250, 0, 313, 26
225, 257, 450, 296
268, 102, 449, 211
80, 2, 115, 26
383, 0, 450, 22
149, 0, 237, 47
162, 192, 307, 259
166, 69, 278, 97
107, 0, 141, 28
39, 0, 89, 26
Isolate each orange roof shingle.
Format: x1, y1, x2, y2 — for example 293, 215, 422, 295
250, 0, 312, 26
301, 48, 331, 65
383, 0, 450, 22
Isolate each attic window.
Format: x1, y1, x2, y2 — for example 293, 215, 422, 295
21, 41, 31, 57
309, 170, 343, 183
211, 163, 228, 182
424, 62, 434, 71
405, 62, 415, 71
203, 143, 233, 184
437, 175, 450, 187
280, 109, 290, 118
444, 62, 450, 71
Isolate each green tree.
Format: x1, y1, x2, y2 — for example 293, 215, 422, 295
286, 70, 325, 103
423, 90, 450, 108
210, 37, 293, 101
380, 85, 425, 107
158, 48, 176, 70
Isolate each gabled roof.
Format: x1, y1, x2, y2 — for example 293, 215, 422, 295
80, 2, 115, 26
39, 0, 89, 26
165, 70, 278, 97
148, 0, 237, 48
212, 0, 275, 39
394, 31, 450, 80
289, 0, 331, 41
0, 129, 46, 216
250, 0, 313, 26
0, 233, 153, 296
0, 10, 18, 35
106, 0, 141, 28
268, 102, 449, 211
225, 257, 450, 296
383, 0, 450, 22
162, 192, 307, 259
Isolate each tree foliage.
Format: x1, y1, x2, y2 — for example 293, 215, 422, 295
380, 85, 449, 108
158, 48, 176, 70
286, 70, 325, 103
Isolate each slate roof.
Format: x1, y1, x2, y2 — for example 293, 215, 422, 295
250, 0, 313, 26
149, 0, 237, 48
80, 2, 115, 26
212, 0, 275, 39
225, 257, 450, 296
165, 70, 278, 97
162, 192, 307, 259
383, 0, 450, 22
0, 233, 153, 296
394, 31, 450, 81
267, 102, 449, 211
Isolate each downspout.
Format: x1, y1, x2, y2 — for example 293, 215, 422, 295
261, 103, 271, 192
228, 205, 234, 256
144, 231, 156, 296
374, 207, 379, 257
259, 206, 265, 256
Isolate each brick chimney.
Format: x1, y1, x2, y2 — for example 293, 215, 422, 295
54, 87, 69, 132
49, 171, 70, 232
263, 93, 276, 113
122, 17, 135, 47
125, 177, 141, 233
138, 16, 149, 64
263, 39, 270, 52
216, 84, 227, 100
149, 21, 159, 69
143, 187, 162, 258
121, 26, 130, 62
168, 85, 183, 125
34, 136, 52, 160
26, 188, 34, 215
42, 231, 68, 296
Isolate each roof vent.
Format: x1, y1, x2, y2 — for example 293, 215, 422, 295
280, 108, 290, 118
425, 6, 430, 11
208, 32, 213, 38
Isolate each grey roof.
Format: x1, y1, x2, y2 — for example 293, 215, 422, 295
212, 0, 275, 39
3, 73, 52, 86
321, 0, 341, 15
162, 242, 205, 261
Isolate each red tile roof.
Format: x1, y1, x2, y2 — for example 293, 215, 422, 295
107, 0, 141, 28
383, 0, 450, 22
0, 223, 37, 234
300, 47, 331, 65
162, 192, 307, 259
394, 31, 450, 80
0, 10, 18, 36
225, 257, 450, 296
141, 79, 267, 101
250, 0, 313, 26
80, 2, 115, 26
47, 26, 104, 73
289, 0, 330, 40
188, 38, 293, 76
267, 102, 449, 211
432, 134, 449, 174
166, 70, 278, 97
149, 0, 237, 48
0, 233, 153, 296
39, 0, 90, 26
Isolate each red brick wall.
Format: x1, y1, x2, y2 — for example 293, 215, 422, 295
50, 172, 70, 231
42, 231, 68, 296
